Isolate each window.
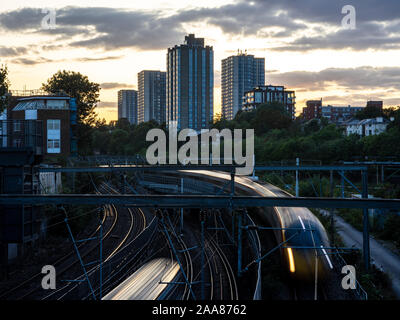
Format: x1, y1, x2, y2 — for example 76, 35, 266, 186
47, 139, 61, 152
13, 138, 23, 147
13, 120, 22, 132
47, 119, 60, 130
47, 119, 61, 153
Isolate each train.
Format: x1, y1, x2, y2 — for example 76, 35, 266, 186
181, 170, 334, 282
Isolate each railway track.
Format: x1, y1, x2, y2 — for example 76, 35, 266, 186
0, 204, 114, 300
46, 181, 147, 300
162, 211, 194, 300
203, 210, 238, 300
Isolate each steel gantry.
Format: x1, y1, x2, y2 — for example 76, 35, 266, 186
29, 163, 400, 273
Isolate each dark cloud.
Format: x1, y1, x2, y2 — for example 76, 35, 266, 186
97, 101, 117, 108
319, 93, 400, 107
175, 3, 306, 37
268, 66, 400, 92
0, 2, 399, 53
7, 54, 122, 65
0, 7, 184, 51
75, 56, 123, 62
0, 7, 42, 30
272, 21, 400, 51
253, 0, 400, 24
100, 82, 134, 89
0, 46, 27, 57
63, 7, 184, 50
11, 57, 53, 65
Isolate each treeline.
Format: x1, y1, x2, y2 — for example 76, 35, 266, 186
212, 102, 400, 163
76, 101, 400, 164
80, 101, 400, 162
90, 119, 162, 156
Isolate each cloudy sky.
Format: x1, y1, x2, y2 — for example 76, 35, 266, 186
0, 0, 399, 121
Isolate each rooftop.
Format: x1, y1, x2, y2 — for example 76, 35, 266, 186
13, 96, 70, 111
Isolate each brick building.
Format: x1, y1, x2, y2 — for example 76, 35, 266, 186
6, 92, 77, 158
302, 99, 322, 120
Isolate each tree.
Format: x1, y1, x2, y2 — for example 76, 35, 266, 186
0, 65, 10, 112
386, 106, 400, 130
304, 119, 321, 134
250, 102, 292, 135
42, 70, 100, 126
42, 70, 100, 155
355, 105, 383, 120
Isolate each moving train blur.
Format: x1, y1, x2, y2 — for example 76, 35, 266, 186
102, 258, 179, 300
181, 170, 333, 282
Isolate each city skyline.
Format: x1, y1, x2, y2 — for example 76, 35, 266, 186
0, 1, 399, 122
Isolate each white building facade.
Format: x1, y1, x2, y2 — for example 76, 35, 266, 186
345, 117, 391, 136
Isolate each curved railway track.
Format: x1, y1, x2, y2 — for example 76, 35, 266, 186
0, 204, 113, 300
46, 181, 147, 300
1, 180, 148, 300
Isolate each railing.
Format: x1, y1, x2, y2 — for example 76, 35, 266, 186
0, 120, 43, 154
9, 90, 68, 97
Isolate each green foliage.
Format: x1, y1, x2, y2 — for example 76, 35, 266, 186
343, 249, 396, 299
375, 213, 400, 250
373, 183, 400, 199
337, 208, 364, 231
0, 64, 10, 112
355, 105, 384, 120
361, 127, 400, 158
213, 102, 292, 135
212, 104, 400, 163
91, 119, 161, 156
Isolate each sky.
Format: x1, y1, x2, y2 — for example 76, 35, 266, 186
0, 0, 399, 122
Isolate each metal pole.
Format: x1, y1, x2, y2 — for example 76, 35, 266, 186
200, 212, 205, 300
180, 178, 184, 235
230, 171, 235, 196
231, 171, 235, 240
237, 210, 242, 277
252, 154, 255, 179
295, 158, 299, 197
319, 173, 322, 197
314, 253, 318, 300
99, 209, 103, 300
330, 170, 335, 244
341, 170, 345, 198
362, 169, 370, 272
